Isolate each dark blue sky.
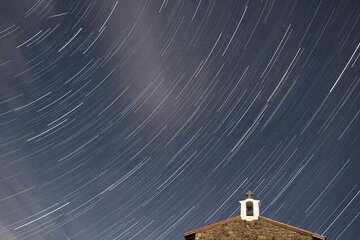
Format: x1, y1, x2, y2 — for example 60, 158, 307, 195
0, 0, 359, 239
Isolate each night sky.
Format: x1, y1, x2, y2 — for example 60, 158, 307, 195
0, 0, 359, 239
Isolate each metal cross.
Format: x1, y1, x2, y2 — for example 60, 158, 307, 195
246, 191, 254, 199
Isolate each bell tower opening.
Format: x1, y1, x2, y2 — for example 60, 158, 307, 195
246, 201, 254, 216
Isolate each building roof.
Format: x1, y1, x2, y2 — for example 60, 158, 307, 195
183, 216, 326, 239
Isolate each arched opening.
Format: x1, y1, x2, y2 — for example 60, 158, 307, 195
246, 201, 253, 216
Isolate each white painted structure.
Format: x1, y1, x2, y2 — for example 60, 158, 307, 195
240, 191, 260, 221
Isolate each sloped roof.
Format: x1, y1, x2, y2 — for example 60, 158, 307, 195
183, 216, 326, 239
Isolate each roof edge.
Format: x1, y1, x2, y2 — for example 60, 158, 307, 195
259, 216, 326, 239
183, 216, 240, 236
183, 216, 326, 240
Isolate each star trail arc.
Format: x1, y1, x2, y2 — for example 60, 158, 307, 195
0, 0, 359, 239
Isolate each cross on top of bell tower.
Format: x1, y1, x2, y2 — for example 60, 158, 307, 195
246, 191, 253, 199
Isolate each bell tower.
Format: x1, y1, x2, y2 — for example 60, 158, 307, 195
240, 191, 260, 221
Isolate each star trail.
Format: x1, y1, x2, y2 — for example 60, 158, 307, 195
0, 0, 359, 239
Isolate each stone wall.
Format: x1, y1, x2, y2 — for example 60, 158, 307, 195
194, 218, 313, 240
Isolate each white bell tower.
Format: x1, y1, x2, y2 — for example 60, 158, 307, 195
240, 191, 260, 221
